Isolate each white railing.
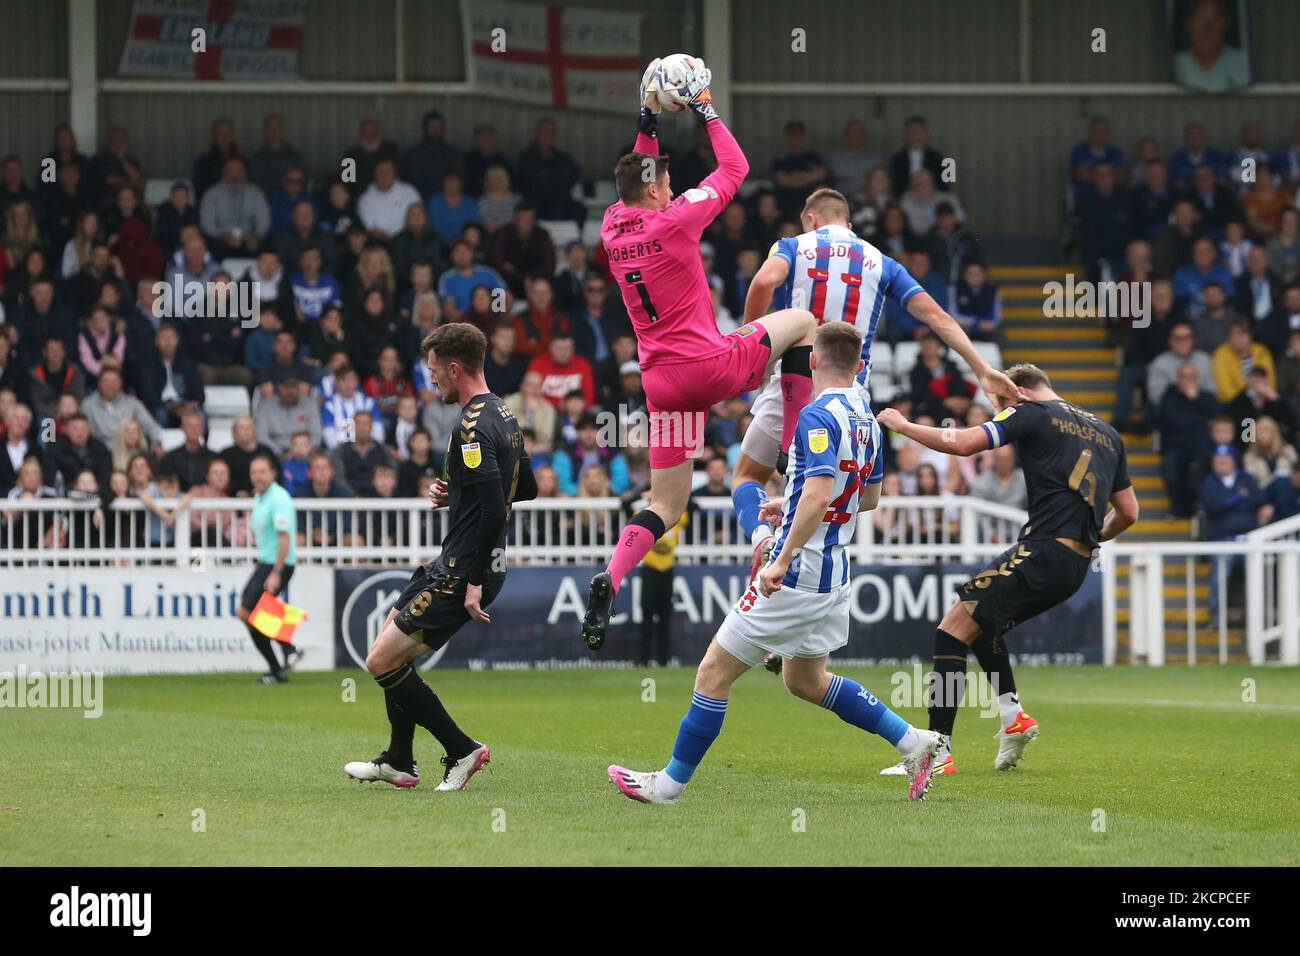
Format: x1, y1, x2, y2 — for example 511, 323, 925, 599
1101, 538, 1300, 667
0, 495, 1025, 569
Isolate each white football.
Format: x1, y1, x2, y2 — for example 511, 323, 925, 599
649, 52, 702, 112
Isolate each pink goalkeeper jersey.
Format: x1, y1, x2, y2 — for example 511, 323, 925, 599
600, 119, 749, 370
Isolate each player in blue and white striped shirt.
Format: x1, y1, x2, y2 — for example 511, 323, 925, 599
732, 188, 1020, 579
607, 324, 943, 805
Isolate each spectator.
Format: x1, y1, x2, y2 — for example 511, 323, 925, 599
278, 431, 314, 496
1070, 115, 1126, 207
50, 411, 113, 493
321, 364, 384, 448
437, 239, 505, 318
528, 333, 595, 408
153, 181, 199, 256
923, 201, 979, 285
950, 261, 1000, 341
79, 366, 160, 452
363, 345, 415, 430
266, 165, 315, 237
77, 305, 126, 388
1192, 281, 1242, 353
969, 443, 1027, 510
399, 110, 462, 200
289, 244, 342, 324
1226, 366, 1295, 436
0, 336, 27, 404
426, 172, 479, 247
1131, 159, 1174, 240
391, 206, 442, 290
219, 416, 277, 497
275, 198, 333, 276
1264, 459, 1300, 522
1201, 444, 1267, 616
397, 428, 441, 496
1266, 207, 1300, 285
515, 118, 582, 222
110, 417, 153, 475
478, 165, 521, 234
356, 158, 421, 244
0, 154, 35, 228
889, 115, 946, 198
248, 112, 306, 196
770, 120, 828, 219
132, 316, 202, 426
554, 413, 629, 496
570, 271, 628, 364
487, 202, 556, 297
1260, 284, 1300, 357
1277, 327, 1300, 398
511, 274, 571, 359
1115, 279, 1180, 430
900, 169, 962, 237
158, 410, 214, 491
344, 244, 397, 316
329, 410, 395, 495
1156, 362, 1221, 517
1175, 237, 1235, 319
0, 403, 39, 496
1242, 415, 1297, 488
1187, 162, 1239, 233
254, 371, 321, 454
1168, 122, 1226, 191
827, 119, 882, 198
60, 209, 101, 279
483, 321, 528, 397
463, 125, 512, 199
1153, 198, 1205, 276
1235, 244, 1280, 324
186, 457, 247, 548
191, 118, 242, 201
340, 117, 400, 198
186, 272, 253, 387
296, 450, 355, 547
908, 333, 974, 420
1078, 163, 1134, 281
1212, 318, 1276, 401
388, 393, 420, 458
253, 329, 310, 402
199, 156, 270, 258
1242, 164, 1289, 241
507, 371, 558, 449
851, 164, 893, 240
1229, 121, 1272, 196
43, 160, 90, 256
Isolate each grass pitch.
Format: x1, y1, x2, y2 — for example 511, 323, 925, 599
3, 665, 1297, 866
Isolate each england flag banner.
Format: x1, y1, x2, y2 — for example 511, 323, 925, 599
118, 0, 307, 81
461, 0, 642, 112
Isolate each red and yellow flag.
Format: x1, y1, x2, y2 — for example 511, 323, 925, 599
249, 592, 308, 643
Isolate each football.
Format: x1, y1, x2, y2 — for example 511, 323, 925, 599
648, 52, 703, 112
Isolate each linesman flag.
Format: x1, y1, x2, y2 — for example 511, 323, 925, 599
250, 592, 308, 643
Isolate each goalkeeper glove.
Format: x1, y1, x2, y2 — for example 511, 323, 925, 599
681, 61, 718, 123
638, 107, 659, 141
639, 57, 663, 115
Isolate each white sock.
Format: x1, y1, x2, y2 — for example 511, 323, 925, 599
894, 726, 920, 756
750, 524, 774, 547
656, 770, 685, 798
998, 691, 1022, 728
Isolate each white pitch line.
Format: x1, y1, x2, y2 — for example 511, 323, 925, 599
1066, 697, 1300, 713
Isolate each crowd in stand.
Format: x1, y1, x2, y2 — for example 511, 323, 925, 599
1072, 116, 1300, 537
0, 108, 1021, 554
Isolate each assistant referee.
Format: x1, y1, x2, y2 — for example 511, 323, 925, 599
237, 452, 303, 684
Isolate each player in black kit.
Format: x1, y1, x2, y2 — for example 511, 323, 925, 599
876, 363, 1139, 775
344, 323, 536, 793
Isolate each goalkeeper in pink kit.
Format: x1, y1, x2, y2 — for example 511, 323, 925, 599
582, 57, 818, 648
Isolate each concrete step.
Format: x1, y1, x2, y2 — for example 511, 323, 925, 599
1005, 324, 1108, 342
1115, 584, 1210, 600
989, 265, 1073, 282
1056, 389, 1116, 405
1003, 347, 1117, 365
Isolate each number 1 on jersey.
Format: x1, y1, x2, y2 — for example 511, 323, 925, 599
625, 270, 659, 323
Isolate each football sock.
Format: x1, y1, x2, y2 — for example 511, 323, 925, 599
245, 622, 282, 676
971, 632, 1020, 725
384, 688, 416, 767
732, 480, 771, 543
662, 692, 728, 791
606, 510, 666, 594
278, 642, 296, 665
819, 674, 909, 746
376, 664, 476, 760
779, 345, 814, 453
929, 629, 970, 737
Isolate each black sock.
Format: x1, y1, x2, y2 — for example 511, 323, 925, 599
627, 509, 666, 539
376, 665, 475, 760
278, 641, 296, 665
245, 623, 282, 675
384, 688, 416, 767
780, 344, 812, 378
971, 631, 1017, 700
928, 629, 969, 737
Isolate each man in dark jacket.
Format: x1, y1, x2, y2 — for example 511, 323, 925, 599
1156, 361, 1221, 517
137, 322, 205, 427
399, 110, 463, 199
49, 413, 112, 491
515, 118, 582, 222
1200, 444, 1267, 617
158, 410, 215, 491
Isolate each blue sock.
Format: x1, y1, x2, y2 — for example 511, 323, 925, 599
732, 480, 768, 542
820, 674, 908, 745
664, 692, 728, 785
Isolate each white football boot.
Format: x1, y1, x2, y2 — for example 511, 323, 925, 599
344, 754, 419, 789
901, 729, 943, 801
882, 733, 953, 777
607, 765, 681, 805
435, 742, 491, 791
994, 711, 1040, 770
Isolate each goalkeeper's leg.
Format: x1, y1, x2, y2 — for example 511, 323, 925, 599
750, 308, 816, 463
